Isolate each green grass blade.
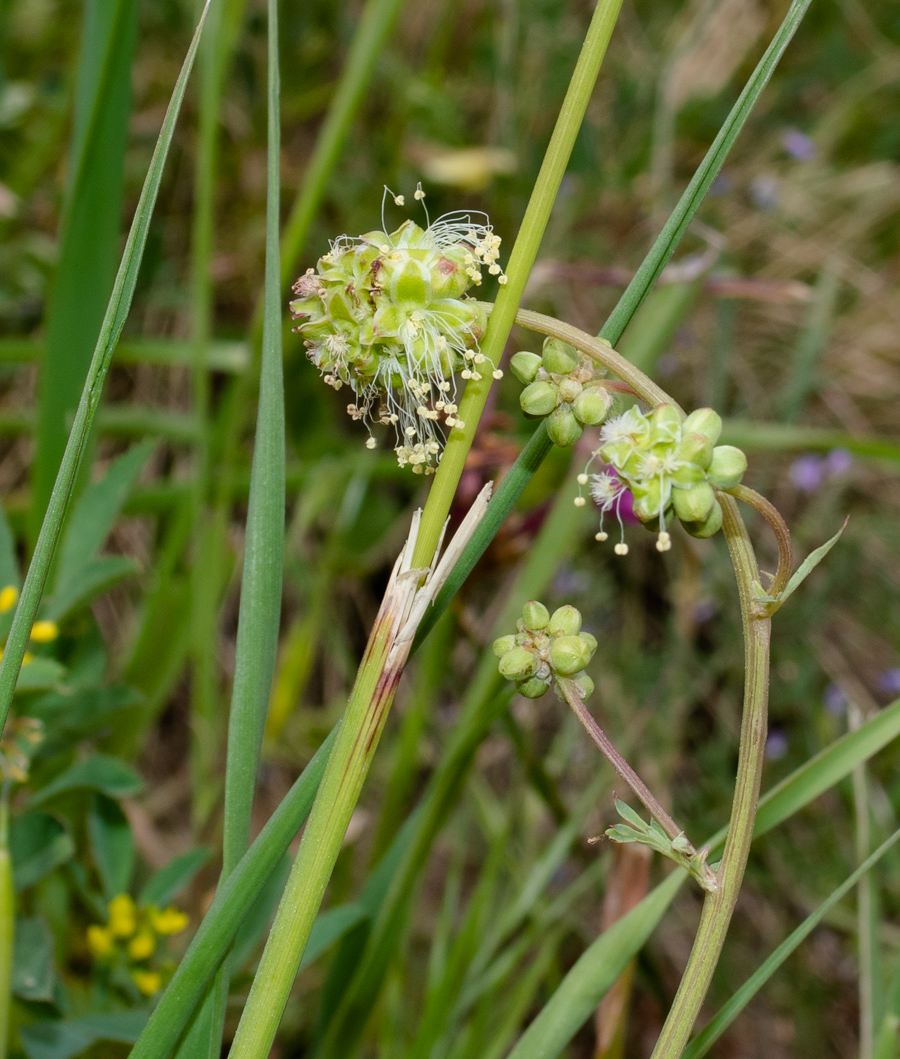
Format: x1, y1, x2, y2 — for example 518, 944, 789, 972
0, 2, 212, 737
127, 728, 335, 1059
682, 827, 900, 1059
30, 0, 137, 541
178, 2, 285, 1053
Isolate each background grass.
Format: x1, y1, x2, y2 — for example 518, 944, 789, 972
2, 0, 900, 1055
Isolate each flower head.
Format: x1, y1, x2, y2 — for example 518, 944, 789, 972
291, 189, 505, 473
575, 405, 747, 553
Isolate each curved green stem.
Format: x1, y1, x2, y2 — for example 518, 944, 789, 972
510, 309, 773, 1056
728, 483, 794, 599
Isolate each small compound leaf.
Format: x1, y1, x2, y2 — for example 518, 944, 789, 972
29, 755, 142, 807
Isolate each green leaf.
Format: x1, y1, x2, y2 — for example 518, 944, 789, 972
29, 685, 142, 754
45, 556, 139, 622
29, 756, 142, 807
139, 848, 212, 909
772, 517, 848, 610
12, 917, 55, 1001
19, 1013, 147, 1059
9, 813, 75, 892
87, 793, 135, 900
0, 0, 211, 739
53, 441, 153, 592
30, 0, 139, 538
14, 658, 66, 694
507, 872, 684, 1059
682, 827, 900, 1058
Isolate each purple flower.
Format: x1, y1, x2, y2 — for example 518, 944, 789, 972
878, 669, 900, 697
790, 454, 825, 493
693, 599, 718, 624
766, 730, 789, 761
782, 129, 816, 162
824, 683, 847, 717
825, 448, 852, 477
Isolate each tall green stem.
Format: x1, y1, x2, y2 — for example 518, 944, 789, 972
649, 499, 771, 1059
411, 0, 623, 567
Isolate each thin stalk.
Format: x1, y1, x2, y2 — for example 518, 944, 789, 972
0, 797, 11, 1059
649, 496, 771, 1059
558, 678, 683, 842
727, 483, 793, 598
411, 0, 624, 567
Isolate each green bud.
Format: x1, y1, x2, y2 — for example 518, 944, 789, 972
541, 337, 580, 375
550, 635, 593, 676
510, 351, 542, 385
498, 647, 538, 681
573, 672, 595, 699
677, 431, 713, 470
631, 477, 667, 523
522, 600, 550, 629
520, 380, 559, 417
546, 408, 584, 448
579, 631, 598, 657
548, 605, 582, 637
683, 498, 724, 539
573, 385, 611, 426
390, 257, 433, 311
430, 252, 469, 299
672, 482, 716, 524
649, 404, 681, 437
517, 677, 551, 699
557, 377, 582, 403
707, 445, 748, 490
683, 408, 723, 446
492, 635, 516, 658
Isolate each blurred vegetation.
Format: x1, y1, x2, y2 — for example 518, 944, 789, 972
1, 0, 900, 1056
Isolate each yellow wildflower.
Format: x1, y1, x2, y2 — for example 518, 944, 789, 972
86, 925, 115, 959
131, 969, 162, 996
108, 894, 137, 938
128, 930, 156, 962
0, 585, 17, 612
30, 621, 59, 643
149, 906, 189, 936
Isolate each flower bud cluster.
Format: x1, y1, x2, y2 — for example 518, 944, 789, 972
582, 405, 748, 552
291, 194, 506, 474
511, 337, 613, 447
492, 600, 597, 699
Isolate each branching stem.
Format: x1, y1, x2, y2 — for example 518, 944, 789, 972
727, 483, 794, 598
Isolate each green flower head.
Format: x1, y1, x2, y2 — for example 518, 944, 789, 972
291, 187, 506, 474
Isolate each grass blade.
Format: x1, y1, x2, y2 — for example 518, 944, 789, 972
0, 2, 213, 737
30, 0, 137, 540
